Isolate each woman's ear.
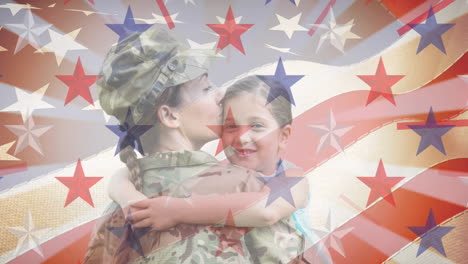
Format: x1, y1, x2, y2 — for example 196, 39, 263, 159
157, 105, 180, 129
278, 124, 292, 151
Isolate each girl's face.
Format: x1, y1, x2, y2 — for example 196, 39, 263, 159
221, 92, 291, 175
178, 74, 225, 146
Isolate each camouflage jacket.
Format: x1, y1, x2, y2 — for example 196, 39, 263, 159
84, 150, 305, 264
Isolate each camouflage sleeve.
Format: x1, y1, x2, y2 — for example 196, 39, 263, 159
83, 203, 128, 264
83, 213, 112, 264
188, 163, 263, 194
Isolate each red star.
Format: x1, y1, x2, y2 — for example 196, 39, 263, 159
56, 57, 101, 106
207, 6, 253, 54
207, 107, 251, 155
357, 57, 404, 106
208, 210, 253, 257
357, 159, 404, 207
64, 0, 95, 4
55, 159, 103, 207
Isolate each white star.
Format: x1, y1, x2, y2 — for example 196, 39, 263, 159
0, 141, 20, 161
5, 211, 51, 258
312, 210, 353, 259
270, 13, 307, 39
164, 0, 195, 5
135, 12, 182, 24
1, 85, 54, 122
187, 39, 224, 57
308, 109, 353, 153
265, 43, 299, 55
187, 39, 217, 50
4, 116, 53, 156
48, 3, 56, 8
6, 10, 51, 54
35, 28, 87, 66
312, 9, 360, 53
82, 100, 115, 123
0, 3, 40, 16
64, 8, 111, 16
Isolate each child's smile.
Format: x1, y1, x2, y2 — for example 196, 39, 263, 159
221, 92, 290, 175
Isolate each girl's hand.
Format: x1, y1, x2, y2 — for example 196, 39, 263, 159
120, 198, 146, 220
129, 196, 179, 231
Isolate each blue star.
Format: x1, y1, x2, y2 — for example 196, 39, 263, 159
408, 209, 455, 257
408, 7, 455, 54
257, 57, 304, 106
256, 161, 304, 207
106, 109, 153, 156
106, 7, 152, 44
107, 210, 151, 257
265, 0, 296, 5
408, 107, 454, 155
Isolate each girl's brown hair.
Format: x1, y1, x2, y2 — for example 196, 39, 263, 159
221, 75, 292, 128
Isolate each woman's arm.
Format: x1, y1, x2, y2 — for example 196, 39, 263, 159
108, 167, 148, 208
131, 168, 309, 229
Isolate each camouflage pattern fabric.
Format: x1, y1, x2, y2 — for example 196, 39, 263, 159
97, 26, 214, 124
84, 151, 306, 264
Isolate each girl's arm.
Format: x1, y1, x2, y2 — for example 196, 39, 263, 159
131, 167, 309, 229
108, 167, 148, 208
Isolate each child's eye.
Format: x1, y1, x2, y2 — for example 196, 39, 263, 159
251, 122, 264, 129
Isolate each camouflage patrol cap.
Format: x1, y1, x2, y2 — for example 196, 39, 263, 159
98, 26, 213, 124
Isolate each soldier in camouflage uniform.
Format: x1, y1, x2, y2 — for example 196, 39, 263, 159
84, 26, 308, 264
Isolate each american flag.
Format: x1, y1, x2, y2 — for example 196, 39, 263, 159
0, 0, 467, 263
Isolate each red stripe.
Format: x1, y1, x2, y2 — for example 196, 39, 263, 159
155, 0, 175, 29
0, 163, 28, 177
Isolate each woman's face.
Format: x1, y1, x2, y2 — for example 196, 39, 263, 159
221, 92, 291, 175
178, 74, 225, 146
